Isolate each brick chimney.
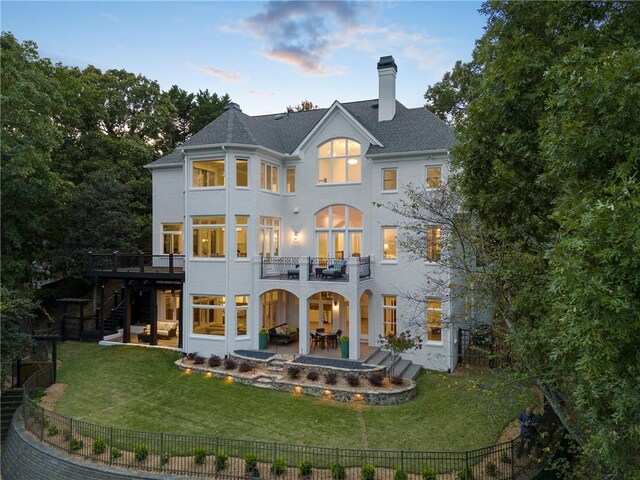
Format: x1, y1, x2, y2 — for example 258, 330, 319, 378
377, 56, 397, 122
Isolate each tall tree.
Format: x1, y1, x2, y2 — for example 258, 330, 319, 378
422, 2, 640, 476
286, 100, 319, 113
165, 85, 195, 147
0, 33, 71, 288
190, 89, 230, 134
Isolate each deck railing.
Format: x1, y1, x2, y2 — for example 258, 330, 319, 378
359, 256, 371, 279
260, 256, 300, 279
21, 365, 559, 479
308, 257, 349, 281
87, 252, 185, 275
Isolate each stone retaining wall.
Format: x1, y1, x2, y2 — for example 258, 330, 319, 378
0, 412, 199, 480
176, 359, 415, 405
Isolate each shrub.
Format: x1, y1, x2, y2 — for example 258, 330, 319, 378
287, 365, 302, 379
216, 450, 229, 470
70, 439, 83, 451
239, 361, 254, 373
421, 466, 437, 480
47, 425, 59, 436
111, 447, 123, 459
92, 438, 107, 455
271, 456, 287, 476
224, 357, 237, 370
394, 468, 408, 480
194, 447, 207, 465
245, 453, 258, 473
62, 429, 71, 441
330, 463, 346, 480
457, 466, 474, 480
208, 355, 222, 367
299, 459, 313, 477
186, 352, 198, 361
306, 370, 319, 381
133, 444, 149, 462
345, 373, 360, 387
161, 452, 171, 465
390, 375, 404, 385
361, 463, 376, 480
193, 355, 206, 365
325, 371, 338, 385
499, 452, 512, 464
368, 372, 384, 387
485, 461, 498, 477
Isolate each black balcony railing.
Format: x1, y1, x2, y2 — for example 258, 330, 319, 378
260, 256, 300, 279
359, 256, 371, 279
308, 257, 348, 281
87, 252, 185, 277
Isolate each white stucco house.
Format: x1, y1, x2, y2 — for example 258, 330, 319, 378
89, 56, 459, 372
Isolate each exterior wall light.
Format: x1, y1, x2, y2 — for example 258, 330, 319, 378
293, 231, 300, 244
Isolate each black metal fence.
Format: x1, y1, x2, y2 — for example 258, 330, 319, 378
260, 256, 300, 279
358, 257, 371, 279
22, 366, 558, 479
458, 327, 512, 369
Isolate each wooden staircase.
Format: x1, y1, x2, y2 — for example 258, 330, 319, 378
363, 348, 422, 380
79, 302, 123, 342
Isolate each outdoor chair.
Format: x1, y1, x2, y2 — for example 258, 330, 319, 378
326, 334, 338, 349
321, 260, 347, 279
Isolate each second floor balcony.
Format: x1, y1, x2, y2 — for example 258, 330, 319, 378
87, 252, 185, 280
260, 255, 372, 282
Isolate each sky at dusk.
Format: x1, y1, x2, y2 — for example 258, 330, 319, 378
2, 1, 485, 115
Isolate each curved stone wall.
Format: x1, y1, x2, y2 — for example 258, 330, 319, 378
0, 413, 197, 480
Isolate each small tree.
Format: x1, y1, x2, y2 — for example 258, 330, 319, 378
378, 330, 423, 379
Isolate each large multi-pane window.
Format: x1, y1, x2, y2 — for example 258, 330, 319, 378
382, 168, 397, 192
259, 216, 280, 257
382, 227, 397, 260
192, 295, 225, 336
382, 296, 397, 337
162, 224, 183, 254
426, 166, 442, 188
236, 295, 248, 336
286, 168, 296, 194
236, 216, 248, 258
318, 138, 361, 184
261, 162, 279, 192
261, 291, 279, 329
315, 205, 363, 258
192, 216, 225, 258
426, 298, 442, 342
426, 226, 442, 262
236, 159, 248, 187
193, 159, 225, 187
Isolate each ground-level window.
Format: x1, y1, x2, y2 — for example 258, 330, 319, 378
236, 216, 248, 258
382, 168, 397, 192
162, 223, 183, 254
382, 227, 397, 260
236, 158, 248, 187
382, 296, 397, 336
192, 295, 225, 336
426, 298, 442, 343
259, 216, 280, 257
192, 216, 225, 258
261, 162, 279, 192
236, 295, 248, 336
426, 226, 442, 262
193, 159, 225, 187
286, 168, 295, 194
426, 166, 442, 188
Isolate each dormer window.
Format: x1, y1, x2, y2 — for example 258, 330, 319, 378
318, 139, 361, 184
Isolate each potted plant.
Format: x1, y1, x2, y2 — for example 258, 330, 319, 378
259, 328, 269, 349
340, 336, 349, 358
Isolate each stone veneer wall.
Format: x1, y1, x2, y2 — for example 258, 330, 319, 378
177, 359, 416, 405
1, 412, 199, 480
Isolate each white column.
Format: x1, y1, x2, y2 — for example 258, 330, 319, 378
298, 294, 309, 355
348, 294, 360, 359
252, 256, 262, 349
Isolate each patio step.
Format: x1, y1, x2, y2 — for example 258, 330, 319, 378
364, 349, 422, 381
267, 360, 286, 372
364, 349, 391, 366
390, 359, 411, 377
402, 363, 422, 380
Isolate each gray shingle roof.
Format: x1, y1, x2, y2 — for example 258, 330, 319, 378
148, 100, 454, 167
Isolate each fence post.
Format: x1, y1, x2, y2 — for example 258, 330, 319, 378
335, 447, 339, 471
465, 451, 470, 479
400, 450, 404, 474
69, 417, 74, 453
40, 406, 45, 440
109, 426, 114, 465
215, 436, 220, 478
274, 442, 278, 479
159, 432, 164, 472
511, 440, 515, 479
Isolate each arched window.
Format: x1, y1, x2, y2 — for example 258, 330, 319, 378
315, 205, 363, 258
317, 138, 361, 184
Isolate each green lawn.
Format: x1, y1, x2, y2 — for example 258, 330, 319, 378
54, 342, 531, 452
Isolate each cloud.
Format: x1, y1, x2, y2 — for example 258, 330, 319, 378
100, 12, 119, 22
194, 66, 249, 83
249, 90, 276, 98
226, 1, 453, 77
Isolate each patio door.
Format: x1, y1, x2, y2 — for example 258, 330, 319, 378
162, 290, 180, 323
